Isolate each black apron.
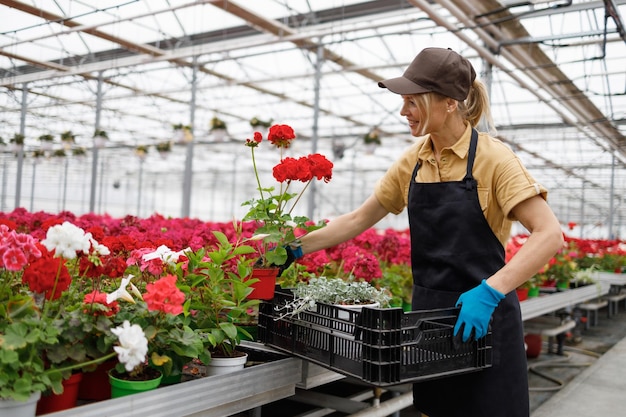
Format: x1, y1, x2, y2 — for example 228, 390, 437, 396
409, 129, 529, 417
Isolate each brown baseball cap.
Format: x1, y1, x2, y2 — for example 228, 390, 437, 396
378, 47, 476, 101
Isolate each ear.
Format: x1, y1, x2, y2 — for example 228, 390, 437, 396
446, 98, 459, 113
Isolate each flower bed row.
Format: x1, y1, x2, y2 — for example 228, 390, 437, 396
3, 207, 626, 411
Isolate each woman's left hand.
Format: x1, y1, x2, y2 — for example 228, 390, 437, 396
453, 279, 505, 342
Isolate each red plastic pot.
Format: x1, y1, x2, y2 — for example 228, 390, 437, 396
247, 267, 279, 300
36, 372, 83, 415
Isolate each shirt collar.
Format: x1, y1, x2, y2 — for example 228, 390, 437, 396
416, 123, 473, 162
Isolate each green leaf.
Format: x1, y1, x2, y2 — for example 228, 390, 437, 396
219, 322, 238, 339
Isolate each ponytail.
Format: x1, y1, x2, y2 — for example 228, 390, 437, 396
460, 79, 496, 135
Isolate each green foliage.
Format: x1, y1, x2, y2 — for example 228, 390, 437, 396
176, 231, 260, 359
372, 263, 413, 306
0, 297, 63, 401
110, 296, 205, 379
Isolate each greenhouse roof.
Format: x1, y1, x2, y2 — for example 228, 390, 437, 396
1, 0, 625, 237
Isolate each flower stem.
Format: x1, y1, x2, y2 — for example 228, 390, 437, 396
287, 180, 312, 216
251, 147, 265, 202
42, 351, 117, 376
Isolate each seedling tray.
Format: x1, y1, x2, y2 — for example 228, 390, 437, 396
258, 288, 492, 386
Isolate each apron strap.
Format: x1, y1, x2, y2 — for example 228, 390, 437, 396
463, 128, 479, 189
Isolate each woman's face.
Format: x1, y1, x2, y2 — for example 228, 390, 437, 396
399, 94, 449, 137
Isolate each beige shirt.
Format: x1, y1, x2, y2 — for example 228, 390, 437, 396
375, 124, 547, 246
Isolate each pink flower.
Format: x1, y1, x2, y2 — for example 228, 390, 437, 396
143, 274, 185, 315
341, 246, 382, 282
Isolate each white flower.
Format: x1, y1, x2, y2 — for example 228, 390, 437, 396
107, 274, 141, 304
90, 237, 110, 256
142, 244, 189, 264
41, 221, 91, 259
111, 320, 148, 372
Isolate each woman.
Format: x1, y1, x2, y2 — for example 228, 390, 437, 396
286, 47, 563, 417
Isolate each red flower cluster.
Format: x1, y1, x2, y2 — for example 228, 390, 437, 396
267, 124, 296, 148
273, 154, 333, 184
22, 248, 71, 300
143, 274, 185, 315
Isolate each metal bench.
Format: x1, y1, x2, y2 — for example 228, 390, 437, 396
604, 285, 626, 317
524, 316, 576, 355
577, 299, 609, 329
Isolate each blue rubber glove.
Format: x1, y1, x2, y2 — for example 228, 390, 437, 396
453, 279, 505, 342
278, 244, 303, 275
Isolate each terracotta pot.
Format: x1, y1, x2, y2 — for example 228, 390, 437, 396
247, 268, 279, 300
36, 372, 82, 415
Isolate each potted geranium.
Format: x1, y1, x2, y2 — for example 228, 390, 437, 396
242, 124, 333, 298
105, 266, 207, 386
0, 222, 118, 411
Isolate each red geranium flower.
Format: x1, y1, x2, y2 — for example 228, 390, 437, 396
143, 274, 185, 315
22, 249, 71, 300
267, 124, 296, 148
243, 124, 333, 268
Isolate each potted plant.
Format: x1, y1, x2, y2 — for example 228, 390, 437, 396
175, 231, 260, 375
210, 116, 227, 132
249, 117, 273, 129
135, 145, 149, 159
52, 149, 67, 158
363, 128, 381, 145
93, 129, 108, 148
72, 147, 87, 158
156, 141, 172, 155
39, 134, 55, 151
0, 222, 119, 410
172, 124, 193, 143
61, 131, 76, 144
242, 124, 334, 285
274, 276, 391, 319
105, 273, 206, 388
9, 133, 25, 152
210, 116, 227, 141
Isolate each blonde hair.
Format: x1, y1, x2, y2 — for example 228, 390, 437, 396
460, 79, 496, 135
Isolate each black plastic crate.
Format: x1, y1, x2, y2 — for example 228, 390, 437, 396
258, 288, 492, 386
